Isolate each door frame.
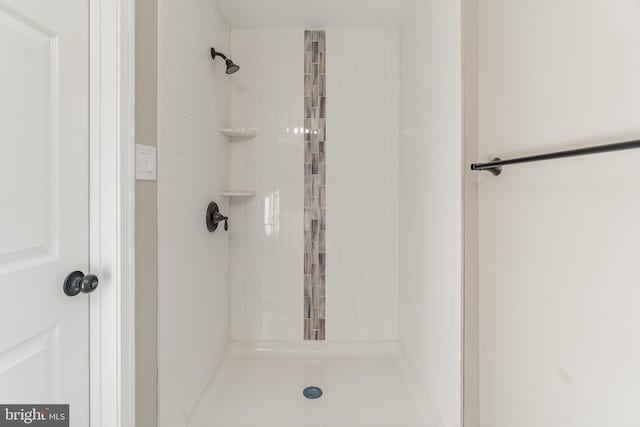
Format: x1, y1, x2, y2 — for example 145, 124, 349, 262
89, 0, 136, 426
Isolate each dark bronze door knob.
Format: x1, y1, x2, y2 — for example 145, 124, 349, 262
63, 271, 100, 296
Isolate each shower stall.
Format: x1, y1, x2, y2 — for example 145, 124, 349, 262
145, 0, 464, 426
135, 0, 640, 426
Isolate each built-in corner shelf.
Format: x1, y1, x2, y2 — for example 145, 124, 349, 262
219, 128, 258, 138
220, 191, 256, 197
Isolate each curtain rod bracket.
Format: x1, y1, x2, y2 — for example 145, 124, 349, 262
471, 158, 502, 176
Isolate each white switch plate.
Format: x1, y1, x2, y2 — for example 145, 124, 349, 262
136, 144, 157, 180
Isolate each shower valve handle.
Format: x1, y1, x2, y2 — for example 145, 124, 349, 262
206, 202, 229, 232
214, 213, 229, 231
216, 214, 229, 231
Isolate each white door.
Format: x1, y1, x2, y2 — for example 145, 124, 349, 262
0, 0, 90, 424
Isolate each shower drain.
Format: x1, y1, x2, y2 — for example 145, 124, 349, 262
302, 386, 323, 400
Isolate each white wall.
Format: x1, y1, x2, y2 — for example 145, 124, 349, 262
228, 28, 400, 341
157, 0, 230, 425
462, 0, 479, 425
478, 1, 640, 426
326, 29, 400, 341
228, 29, 305, 341
399, 0, 463, 426
135, 0, 158, 425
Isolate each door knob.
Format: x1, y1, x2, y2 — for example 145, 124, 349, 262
63, 271, 100, 296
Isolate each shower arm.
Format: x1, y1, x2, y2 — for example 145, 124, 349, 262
210, 48, 228, 61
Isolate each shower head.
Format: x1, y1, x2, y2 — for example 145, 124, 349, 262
210, 47, 240, 75
225, 58, 240, 74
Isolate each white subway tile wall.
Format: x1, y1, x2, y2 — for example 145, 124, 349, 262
157, 1, 231, 425
229, 29, 399, 341
229, 29, 305, 341
326, 30, 400, 341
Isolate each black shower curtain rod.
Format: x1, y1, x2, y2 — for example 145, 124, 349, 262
470, 139, 640, 176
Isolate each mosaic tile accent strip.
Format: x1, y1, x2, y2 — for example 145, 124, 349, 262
304, 30, 326, 340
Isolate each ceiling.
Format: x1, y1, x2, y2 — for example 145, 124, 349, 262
214, 0, 418, 29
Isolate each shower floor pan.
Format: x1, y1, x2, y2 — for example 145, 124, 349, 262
186, 341, 442, 427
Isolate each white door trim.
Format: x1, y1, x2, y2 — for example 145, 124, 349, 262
89, 0, 135, 426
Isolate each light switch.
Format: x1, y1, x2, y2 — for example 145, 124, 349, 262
136, 144, 157, 181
